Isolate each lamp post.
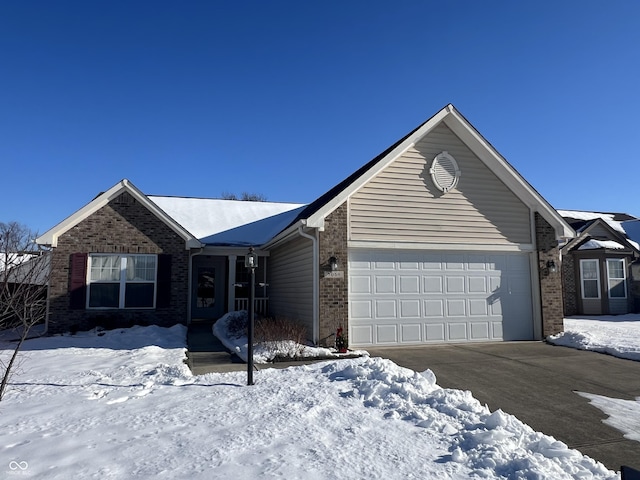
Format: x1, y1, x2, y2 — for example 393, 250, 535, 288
245, 247, 258, 385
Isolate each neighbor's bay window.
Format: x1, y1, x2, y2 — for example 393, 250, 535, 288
580, 259, 600, 299
88, 254, 157, 308
606, 258, 627, 299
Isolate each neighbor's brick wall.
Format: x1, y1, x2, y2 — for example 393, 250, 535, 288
48, 192, 189, 334
561, 254, 578, 316
318, 203, 348, 347
535, 213, 564, 337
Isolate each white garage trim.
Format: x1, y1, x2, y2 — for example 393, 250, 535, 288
349, 240, 534, 252
348, 249, 535, 346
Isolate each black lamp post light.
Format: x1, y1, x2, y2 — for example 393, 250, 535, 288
245, 247, 258, 385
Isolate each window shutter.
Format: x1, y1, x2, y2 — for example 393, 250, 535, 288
156, 254, 172, 308
69, 253, 88, 309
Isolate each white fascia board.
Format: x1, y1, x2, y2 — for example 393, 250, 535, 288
348, 240, 534, 252
305, 107, 451, 228
260, 219, 306, 250
442, 107, 575, 240
36, 179, 201, 249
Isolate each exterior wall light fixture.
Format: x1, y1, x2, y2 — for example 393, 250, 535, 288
329, 256, 338, 271
546, 259, 557, 274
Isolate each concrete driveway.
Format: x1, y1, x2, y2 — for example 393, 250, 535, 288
367, 342, 640, 472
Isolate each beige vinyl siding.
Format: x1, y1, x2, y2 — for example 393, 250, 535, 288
268, 235, 314, 337
350, 123, 531, 245
589, 224, 616, 238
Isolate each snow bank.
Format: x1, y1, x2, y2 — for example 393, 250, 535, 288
0, 324, 617, 479
548, 315, 640, 361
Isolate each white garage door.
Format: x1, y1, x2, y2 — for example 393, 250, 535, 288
349, 250, 534, 346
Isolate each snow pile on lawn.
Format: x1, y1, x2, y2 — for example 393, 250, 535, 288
213, 310, 367, 363
578, 392, 640, 443
548, 314, 640, 361
0, 324, 617, 479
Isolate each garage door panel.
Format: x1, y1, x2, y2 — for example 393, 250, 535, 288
349, 250, 533, 346
468, 276, 487, 293
424, 277, 443, 293
375, 300, 396, 318
352, 325, 373, 344
424, 299, 444, 316
425, 323, 445, 341
351, 300, 372, 319
401, 323, 422, 342
448, 322, 467, 340
469, 299, 488, 316
375, 276, 396, 294
424, 255, 443, 270
446, 299, 466, 316
492, 321, 503, 339
470, 322, 490, 340
376, 324, 398, 344
400, 299, 420, 318
446, 276, 466, 293
445, 256, 465, 270
350, 275, 372, 294
467, 255, 487, 270
400, 276, 420, 293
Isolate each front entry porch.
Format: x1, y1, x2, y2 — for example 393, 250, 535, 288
190, 251, 269, 323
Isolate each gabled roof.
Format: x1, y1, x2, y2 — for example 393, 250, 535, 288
36, 179, 202, 249
276, 104, 573, 240
558, 210, 638, 236
560, 213, 640, 255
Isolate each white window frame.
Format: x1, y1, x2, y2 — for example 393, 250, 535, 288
606, 258, 627, 299
580, 259, 600, 300
87, 254, 158, 309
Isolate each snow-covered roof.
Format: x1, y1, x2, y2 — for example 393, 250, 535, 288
149, 196, 306, 246
577, 239, 625, 251
621, 220, 640, 251
559, 210, 640, 252
557, 210, 628, 235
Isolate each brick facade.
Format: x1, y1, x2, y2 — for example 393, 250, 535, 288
561, 254, 578, 316
318, 203, 349, 347
47, 192, 189, 334
535, 213, 564, 336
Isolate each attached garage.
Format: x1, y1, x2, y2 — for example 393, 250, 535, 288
266, 104, 574, 347
349, 250, 535, 346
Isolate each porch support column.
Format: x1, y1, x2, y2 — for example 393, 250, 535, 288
227, 255, 237, 312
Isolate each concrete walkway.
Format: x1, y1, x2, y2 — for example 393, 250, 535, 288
186, 321, 323, 375
367, 342, 640, 472
186, 321, 246, 374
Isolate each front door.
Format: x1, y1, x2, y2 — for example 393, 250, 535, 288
192, 256, 225, 321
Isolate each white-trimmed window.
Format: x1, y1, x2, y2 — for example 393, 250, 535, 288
88, 254, 157, 308
580, 259, 600, 299
606, 258, 627, 299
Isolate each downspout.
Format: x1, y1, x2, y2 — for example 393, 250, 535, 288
298, 225, 319, 345
187, 246, 205, 324
530, 210, 543, 340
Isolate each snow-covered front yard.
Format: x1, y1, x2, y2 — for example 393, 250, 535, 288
1, 316, 638, 479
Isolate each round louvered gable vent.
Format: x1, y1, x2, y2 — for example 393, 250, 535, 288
429, 151, 460, 193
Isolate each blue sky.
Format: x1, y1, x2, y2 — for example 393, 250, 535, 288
1, 1, 639, 234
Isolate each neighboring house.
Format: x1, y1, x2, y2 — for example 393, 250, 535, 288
559, 210, 640, 316
36, 104, 574, 346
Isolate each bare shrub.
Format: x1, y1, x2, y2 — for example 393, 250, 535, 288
224, 310, 248, 338
1, 221, 52, 401
255, 316, 307, 346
